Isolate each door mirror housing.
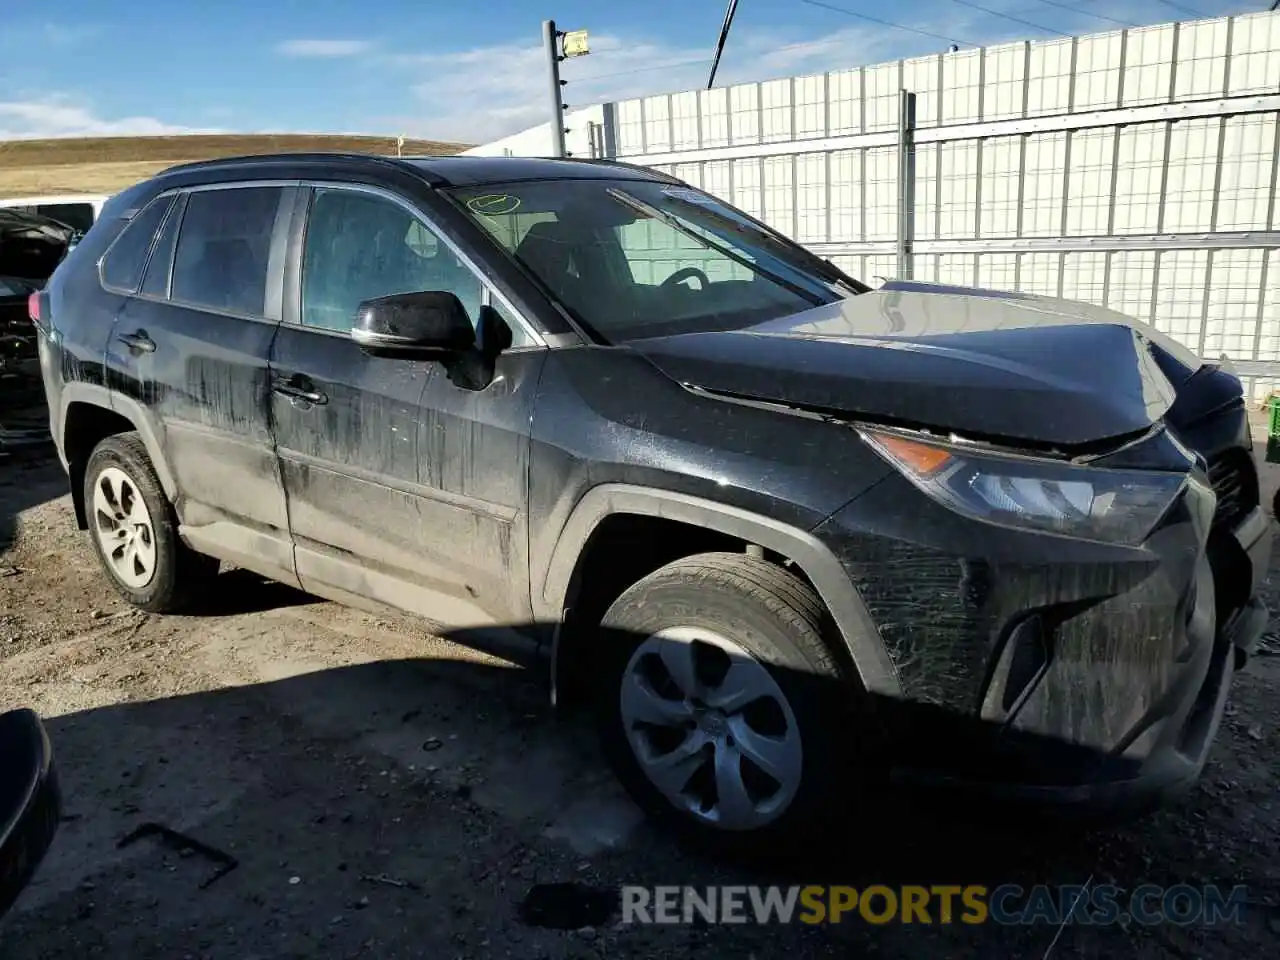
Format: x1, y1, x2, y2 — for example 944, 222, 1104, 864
351, 291, 476, 358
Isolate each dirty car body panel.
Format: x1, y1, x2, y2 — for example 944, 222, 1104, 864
271, 181, 548, 625
32, 153, 1273, 816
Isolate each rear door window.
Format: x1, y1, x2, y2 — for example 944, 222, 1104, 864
171, 187, 284, 317
99, 195, 176, 294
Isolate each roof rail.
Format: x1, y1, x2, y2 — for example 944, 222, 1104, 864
157, 152, 447, 186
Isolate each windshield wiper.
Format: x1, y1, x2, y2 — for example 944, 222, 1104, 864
606, 188, 827, 306
660, 194, 869, 296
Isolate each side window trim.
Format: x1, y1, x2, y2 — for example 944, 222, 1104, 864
280, 186, 310, 331
97, 192, 178, 295
139, 192, 187, 301
292, 180, 545, 348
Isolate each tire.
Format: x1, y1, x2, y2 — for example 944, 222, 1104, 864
82, 432, 217, 613
594, 551, 862, 854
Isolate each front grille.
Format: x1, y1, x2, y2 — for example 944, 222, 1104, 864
1206, 449, 1258, 530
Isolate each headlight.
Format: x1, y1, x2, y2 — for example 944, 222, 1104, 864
860, 429, 1189, 545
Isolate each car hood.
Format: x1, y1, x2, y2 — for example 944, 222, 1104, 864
628, 281, 1207, 448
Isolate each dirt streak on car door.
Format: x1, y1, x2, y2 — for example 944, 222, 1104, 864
412, 345, 548, 627
270, 182, 537, 627
269, 323, 450, 610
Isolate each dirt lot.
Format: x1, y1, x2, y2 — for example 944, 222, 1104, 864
1, 404, 1279, 959
0, 135, 468, 198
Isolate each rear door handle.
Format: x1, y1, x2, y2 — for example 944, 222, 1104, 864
272, 377, 327, 406
117, 330, 156, 354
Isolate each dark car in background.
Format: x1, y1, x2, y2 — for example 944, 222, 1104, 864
28, 153, 1272, 848
0, 709, 60, 920
2, 276, 42, 378
1, 211, 80, 399
0, 209, 81, 283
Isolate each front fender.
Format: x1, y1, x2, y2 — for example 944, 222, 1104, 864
539, 483, 901, 698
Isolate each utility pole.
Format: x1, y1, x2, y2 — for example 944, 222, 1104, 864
706, 0, 741, 90
542, 19, 567, 158
542, 20, 591, 159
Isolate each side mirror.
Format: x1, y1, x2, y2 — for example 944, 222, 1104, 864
351, 291, 475, 358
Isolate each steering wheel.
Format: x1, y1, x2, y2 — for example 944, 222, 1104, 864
660, 266, 710, 291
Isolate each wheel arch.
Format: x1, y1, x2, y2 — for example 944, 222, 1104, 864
59, 384, 176, 530
542, 484, 901, 702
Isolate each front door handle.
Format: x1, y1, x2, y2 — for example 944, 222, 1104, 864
117, 330, 156, 354
272, 377, 327, 407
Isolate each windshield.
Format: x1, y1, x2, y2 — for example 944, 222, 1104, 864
447, 178, 864, 342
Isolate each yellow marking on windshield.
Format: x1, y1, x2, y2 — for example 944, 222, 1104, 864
467, 194, 522, 216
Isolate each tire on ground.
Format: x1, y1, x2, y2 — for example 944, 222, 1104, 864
594, 551, 859, 852
82, 431, 217, 613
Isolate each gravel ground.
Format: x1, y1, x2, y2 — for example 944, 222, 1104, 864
1, 412, 1278, 959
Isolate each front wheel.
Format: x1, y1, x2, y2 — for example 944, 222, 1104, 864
594, 552, 858, 851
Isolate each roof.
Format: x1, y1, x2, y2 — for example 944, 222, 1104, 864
157, 152, 674, 188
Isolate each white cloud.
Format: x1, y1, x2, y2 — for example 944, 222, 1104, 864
0, 96, 220, 139
41, 23, 101, 47
276, 38, 375, 58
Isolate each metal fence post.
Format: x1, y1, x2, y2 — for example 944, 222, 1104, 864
543, 20, 567, 158
599, 102, 620, 159
897, 89, 917, 280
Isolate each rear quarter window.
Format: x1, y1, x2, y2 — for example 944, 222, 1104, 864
100, 195, 176, 293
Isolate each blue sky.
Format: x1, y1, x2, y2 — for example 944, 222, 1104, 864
0, 0, 1253, 144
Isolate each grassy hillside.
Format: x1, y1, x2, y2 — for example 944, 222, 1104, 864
0, 134, 471, 198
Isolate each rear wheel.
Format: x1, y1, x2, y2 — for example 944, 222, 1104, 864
83, 433, 217, 613
594, 552, 857, 851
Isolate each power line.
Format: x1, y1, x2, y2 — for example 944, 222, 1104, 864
572, 30, 888, 85
1031, 0, 1137, 28
572, 55, 715, 84
573, 0, 1216, 95
1153, 0, 1210, 17
945, 0, 1069, 37
799, 0, 976, 48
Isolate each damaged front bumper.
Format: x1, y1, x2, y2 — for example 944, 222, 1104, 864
813, 450, 1272, 813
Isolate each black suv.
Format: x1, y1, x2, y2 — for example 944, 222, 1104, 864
30, 153, 1272, 845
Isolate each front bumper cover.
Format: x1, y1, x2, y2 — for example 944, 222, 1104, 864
814, 462, 1272, 811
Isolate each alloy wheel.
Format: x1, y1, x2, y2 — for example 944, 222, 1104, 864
91, 465, 157, 589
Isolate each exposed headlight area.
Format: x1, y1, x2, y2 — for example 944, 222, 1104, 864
859, 428, 1191, 546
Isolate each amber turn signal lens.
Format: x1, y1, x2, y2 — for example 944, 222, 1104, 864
866, 432, 954, 477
